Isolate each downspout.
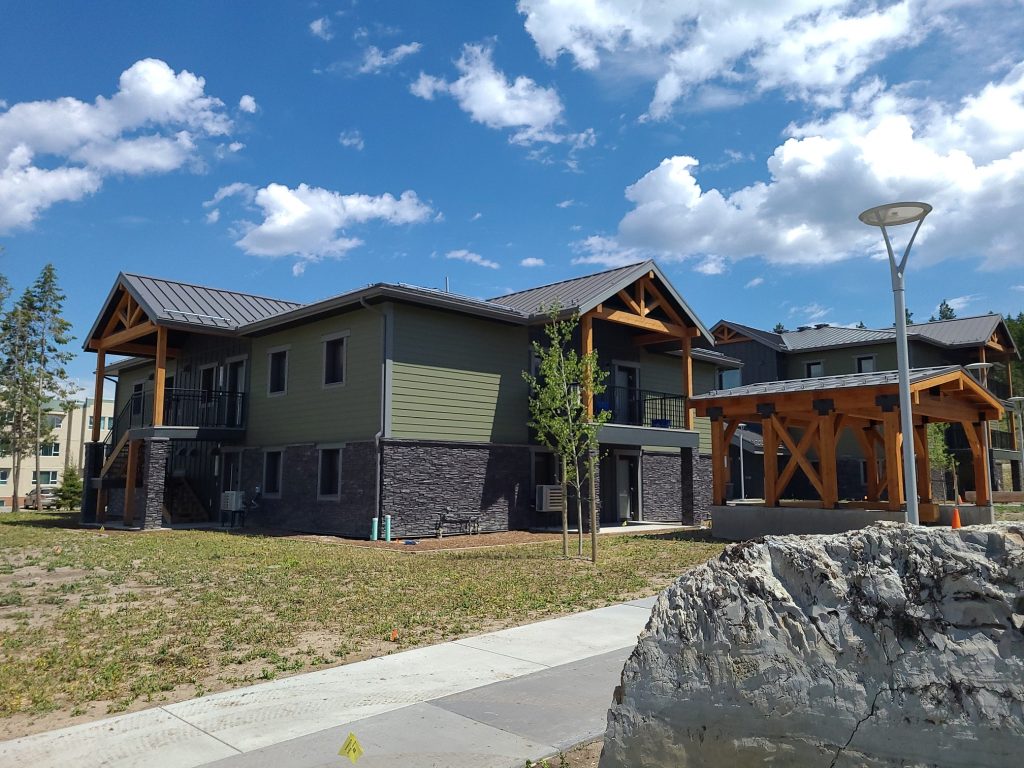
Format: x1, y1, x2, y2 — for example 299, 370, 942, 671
359, 297, 388, 535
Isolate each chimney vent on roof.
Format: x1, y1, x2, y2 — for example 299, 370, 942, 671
814, 323, 830, 329
796, 325, 812, 332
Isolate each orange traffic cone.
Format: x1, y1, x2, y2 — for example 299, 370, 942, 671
951, 508, 962, 529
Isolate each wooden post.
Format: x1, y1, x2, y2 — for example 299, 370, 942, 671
883, 410, 903, 511
124, 439, 140, 525
856, 427, 879, 502
682, 335, 694, 430
819, 413, 838, 508
91, 349, 106, 442
711, 417, 726, 505
763, 415, 778, 506
96, 486, 107, 523
581, 313, 594, 420
973, 422, 990, 506
914, 425, 932, 504
153, 326, 168, 427
589, 450, 598, 564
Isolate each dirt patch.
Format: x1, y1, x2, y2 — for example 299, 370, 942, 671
533, 740, 603, 767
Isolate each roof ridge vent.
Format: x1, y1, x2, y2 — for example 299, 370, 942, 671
796, 325, 812, 332
814, 323, 830, 329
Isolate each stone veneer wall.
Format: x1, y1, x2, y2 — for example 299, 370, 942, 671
240, 441, 377, 537
641, 451, 684, 523
681, 449, 712, 526
380, 439, 531, 538
104, 438, 168, 529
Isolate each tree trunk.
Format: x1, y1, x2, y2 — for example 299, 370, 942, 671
34, 353, 42, 510
589, 450, 598, 564
560, 456, 569, 557
576, 458, 584, 556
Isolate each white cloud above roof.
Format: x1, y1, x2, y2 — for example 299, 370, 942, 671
358, 43, 422, 74
309, 17, 333, 41
0, 58, 233, 231
446, 249, 500, 269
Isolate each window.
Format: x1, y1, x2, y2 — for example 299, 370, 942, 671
805, 361, 824, 378
856, 355, 875, 373
322, 333, 348, 387
33, 471, 59, 485
263, 450, 282, 496
318, 447, 341, 498
91, 415, 114, 430
39, 442, 60, 457
717, 368, 742, 390
45, 414, 63, 429
0, 469, 8, 485
199, 365, 217, 395
131, 382, 144, 416
267, 348, 289, 395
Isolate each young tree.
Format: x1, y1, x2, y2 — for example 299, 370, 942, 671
937, 299, 956, 320
856, 321, 867, 329
57, 469, 84, 510
524, 308, 610, 561
927, 422, 959, 502
26, 265, 75, 507
0, 291, 41, 512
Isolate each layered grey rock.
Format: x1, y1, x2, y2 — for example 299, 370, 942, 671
601, 523, 1024, 767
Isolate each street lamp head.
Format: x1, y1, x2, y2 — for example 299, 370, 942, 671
858, 202, 932, 228
965, 362, 994, 372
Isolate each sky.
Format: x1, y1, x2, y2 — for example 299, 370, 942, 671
2, 0, 1024, 390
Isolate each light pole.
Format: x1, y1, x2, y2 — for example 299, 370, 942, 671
859, 202, 932, 525
1009, 396, 1024, 493
966, 362, 995, 521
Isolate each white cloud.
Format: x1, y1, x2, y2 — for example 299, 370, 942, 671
310, 17, 333, 40
227, 182, 432, 274
789, 302, 832, 322
358, 42, 422, 74
446, 249, 500, 269
944, 294, 979, 314
694, 255, 727, 275
520, 257, 545, 267
470, 212, 483, 221
1013, 285, 1024, 292
238, 95, 257, 113
410, 43, 590, 146
745, 277, 765, 288
203, 181, 256, 208
338, 130, 364, 150
518, 0, 947, 118
228, 141, 244, 152
556, 199, 574, 208
0, 58, 234, 231
205, 208, 220, 224
575, 63, 1024, 272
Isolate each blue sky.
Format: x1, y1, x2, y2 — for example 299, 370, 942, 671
1, 1, 1023, 389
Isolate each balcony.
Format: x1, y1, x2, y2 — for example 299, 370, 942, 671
111, 388, 247, 445
597, 386, 687, 429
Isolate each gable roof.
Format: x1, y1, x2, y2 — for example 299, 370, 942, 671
489, 260, 713, 344
780, 325, 896, 351
906, 314, 1013, 350
691, 365, 959, 399
712, 320, 786, 351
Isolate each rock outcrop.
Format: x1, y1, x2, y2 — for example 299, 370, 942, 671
601, 523, 1024, 767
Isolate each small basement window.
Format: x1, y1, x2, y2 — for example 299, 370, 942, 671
318, 447, 341, 498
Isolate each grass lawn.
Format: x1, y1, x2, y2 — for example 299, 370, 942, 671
995, 504, 1024, 522
0, 512, 723, 739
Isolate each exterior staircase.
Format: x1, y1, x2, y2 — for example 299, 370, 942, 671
163, 477, 210, 524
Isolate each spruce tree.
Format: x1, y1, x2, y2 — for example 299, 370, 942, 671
0, 292, 41, 512
937, 299, 956, 320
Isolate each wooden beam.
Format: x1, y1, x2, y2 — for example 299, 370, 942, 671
123, 439, 140, 525
91, 349, 105, 442
774, 417, 824, 500
88, 341, 180, 358
854, 426, 879, 501
593, 307, 690, 336
641, 278, 688, 329
616, 290, 642, 315
882, 410, 903, 512
582, 313, 594, 420
972, 421, 990, 506
763, 415, 779, 506
101, 431, 132, 477
632, 329, 699, 345
96, 486, 108, 523
915, 424, 932, 505
97, 320, 157, 351
819, 413, 838, 508
635, 280, 645, 316
101, 291, 131, 338
153, 325, 167, 427
711, 417, 726, 505
682, 335, 694, 429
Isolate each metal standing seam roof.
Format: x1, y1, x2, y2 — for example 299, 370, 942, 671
780, 325, 896, 351
690, 365, 961, 400
713, 320, 787, 351
488, 260, 714, 344
906, 314, 1007, 348
122, 273, 301, 330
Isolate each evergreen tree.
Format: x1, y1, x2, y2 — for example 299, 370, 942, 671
937, 299, 956, 320
772, 322, 786, 333
856, 321, 866, 329
26, 265, 75, 506
0, 290, 42, 512
57, 468, 84, 510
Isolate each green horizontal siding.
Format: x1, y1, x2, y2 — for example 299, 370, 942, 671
391, 305, 530, 443
247, 309, 381, 445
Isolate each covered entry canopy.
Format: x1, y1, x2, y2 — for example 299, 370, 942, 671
691, 366, 1004, 520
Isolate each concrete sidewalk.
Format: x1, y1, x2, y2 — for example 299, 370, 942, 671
0, 597, 656, 768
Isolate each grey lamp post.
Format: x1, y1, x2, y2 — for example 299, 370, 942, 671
1009, 396, 1024, 493
859, 202, 932, 525
966, 362, 996, 521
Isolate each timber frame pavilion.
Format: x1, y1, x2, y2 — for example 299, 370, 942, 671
691, 366, 1004, 523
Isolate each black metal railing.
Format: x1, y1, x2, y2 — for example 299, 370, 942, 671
992, 428, 1015, 451
108, 388, 247, 445
988, 378, 1011, 400
595, 386, 687, 429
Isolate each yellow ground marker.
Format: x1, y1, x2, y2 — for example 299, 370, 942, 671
339, 731, 364, 763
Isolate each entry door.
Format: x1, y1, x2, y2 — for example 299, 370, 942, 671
614, 365, 639, 425
616, 455, 640, 521
225, 359, 246, 427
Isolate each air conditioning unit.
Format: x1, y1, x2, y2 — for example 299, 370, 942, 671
220, 491, 244, 512
536, 484, 565, 513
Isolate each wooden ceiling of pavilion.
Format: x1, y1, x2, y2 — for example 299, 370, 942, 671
691, 367, 1004, 520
